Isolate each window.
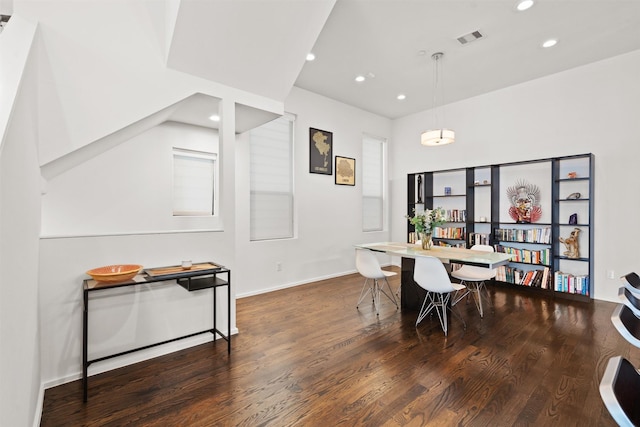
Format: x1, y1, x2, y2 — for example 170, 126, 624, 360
250, 115, 294, 240
362, 134, 385, 231
172, 148, 217, 216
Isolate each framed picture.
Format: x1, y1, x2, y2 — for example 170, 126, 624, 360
335, 156, 355, 186
309, 128, 333, 175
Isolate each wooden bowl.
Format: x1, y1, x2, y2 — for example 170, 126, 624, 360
86, 264, 143, 283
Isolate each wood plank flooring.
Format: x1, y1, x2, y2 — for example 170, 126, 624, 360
41, 268, 638, 426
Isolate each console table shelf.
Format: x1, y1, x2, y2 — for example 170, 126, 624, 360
82, 262, 231, 402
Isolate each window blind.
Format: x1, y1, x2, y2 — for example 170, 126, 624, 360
172, 149, 216, 216
362, 135, 385, 231
250, 115, 294, 240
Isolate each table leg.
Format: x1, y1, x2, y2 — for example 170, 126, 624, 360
82, 290, 88, 402
227, 271, 231, 354
213, 278, 217, 344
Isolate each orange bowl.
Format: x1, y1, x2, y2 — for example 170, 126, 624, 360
86, 264, 143, 283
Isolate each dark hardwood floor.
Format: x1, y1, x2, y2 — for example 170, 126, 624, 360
41, 268, 636, 426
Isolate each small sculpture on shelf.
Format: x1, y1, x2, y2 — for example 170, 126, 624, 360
566, 192, 581, 200
506, 179, 542, 223
569, 213, 578, 225
559, 227, 581, 258
417, 175, 423, 203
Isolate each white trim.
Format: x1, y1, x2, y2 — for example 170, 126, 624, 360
39, 228, 224, 239
32, 383, 45, 427
41, 328, 239, 390
235, 265, 394, 299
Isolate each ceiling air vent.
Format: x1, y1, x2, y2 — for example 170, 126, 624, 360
457, 30, 484, 45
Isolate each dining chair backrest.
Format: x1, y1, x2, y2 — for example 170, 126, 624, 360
463, 244, 497, 277
600, 355, 640, 427
612, 304, 640, 348
355, 249, 386, 279
621, 272, 640, 296
413, 256, 454, 294
619, 286, 640, 318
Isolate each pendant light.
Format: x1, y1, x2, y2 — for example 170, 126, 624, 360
421, 52, 455, 146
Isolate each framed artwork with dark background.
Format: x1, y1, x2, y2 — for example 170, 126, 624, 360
309, 128, 333, 175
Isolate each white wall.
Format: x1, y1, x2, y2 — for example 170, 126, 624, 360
0, 15, 42, 427
38, 120, 238, 387
390, 49, 640, 302
39, 231, 234, 386
233, 87, 393, 297
41, 121, 221, 236
15, 0, 282, 166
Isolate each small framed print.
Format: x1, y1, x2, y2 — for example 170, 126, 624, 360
335, 156, 355, 186
309, 128, 333, 175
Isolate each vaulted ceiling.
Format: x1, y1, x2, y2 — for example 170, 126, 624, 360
166, 1, 640, 121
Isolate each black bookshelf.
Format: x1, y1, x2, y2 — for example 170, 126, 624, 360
407, 153, 594, 302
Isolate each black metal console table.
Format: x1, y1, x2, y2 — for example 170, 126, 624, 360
82, 262, 231, 402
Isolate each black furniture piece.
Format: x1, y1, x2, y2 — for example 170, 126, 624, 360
82, 262, 231, 402
407, 153, 594, 301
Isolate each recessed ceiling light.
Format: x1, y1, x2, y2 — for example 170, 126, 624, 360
355, 75, 366, 83
542, 39, 558, 48
209, 114, 220, 122
397, 94, 406, 100
516, 0, 534, 11
306, 53, 315, 61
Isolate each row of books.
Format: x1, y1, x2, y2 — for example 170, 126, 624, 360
436, 241, 466, 248
407, 231, 467, 245
554, 272, 590, 295
444, 209, 467, 223
494, 227, 551, 244
494, 245, 551, 265
433, 226, 465, 240
468, 232, 490, 246
495, 266, 552, 289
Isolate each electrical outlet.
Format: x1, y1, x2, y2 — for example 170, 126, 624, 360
607, 270, 615, 279
276, 262, 282, 272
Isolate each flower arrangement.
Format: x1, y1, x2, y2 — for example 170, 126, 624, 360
406, 207, 446, 234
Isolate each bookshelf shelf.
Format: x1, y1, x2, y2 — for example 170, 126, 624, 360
407, 153, 594, 301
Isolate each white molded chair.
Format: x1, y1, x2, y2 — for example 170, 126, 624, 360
413, 256, 468, 336
450, 244, 496, 317
599, 355, 640, 427
355, 249, 398, 315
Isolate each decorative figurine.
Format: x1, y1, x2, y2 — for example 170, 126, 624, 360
417, 175, 423, 203
559, 228, 581, 258
566, 192, 581, 200
569, 213, 578, 225
567, 171, 577, 179
506, 179, 542, 223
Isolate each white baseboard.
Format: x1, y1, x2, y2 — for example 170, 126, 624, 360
42, 327, 239, 391
236, 269, 357, 299
32, 382, 45, 427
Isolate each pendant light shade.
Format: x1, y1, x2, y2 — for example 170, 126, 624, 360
422, 52, 455, 146
421, 128, 455, 146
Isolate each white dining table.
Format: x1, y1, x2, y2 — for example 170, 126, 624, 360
355, 242, 513, 311
354, 242, 513, 269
